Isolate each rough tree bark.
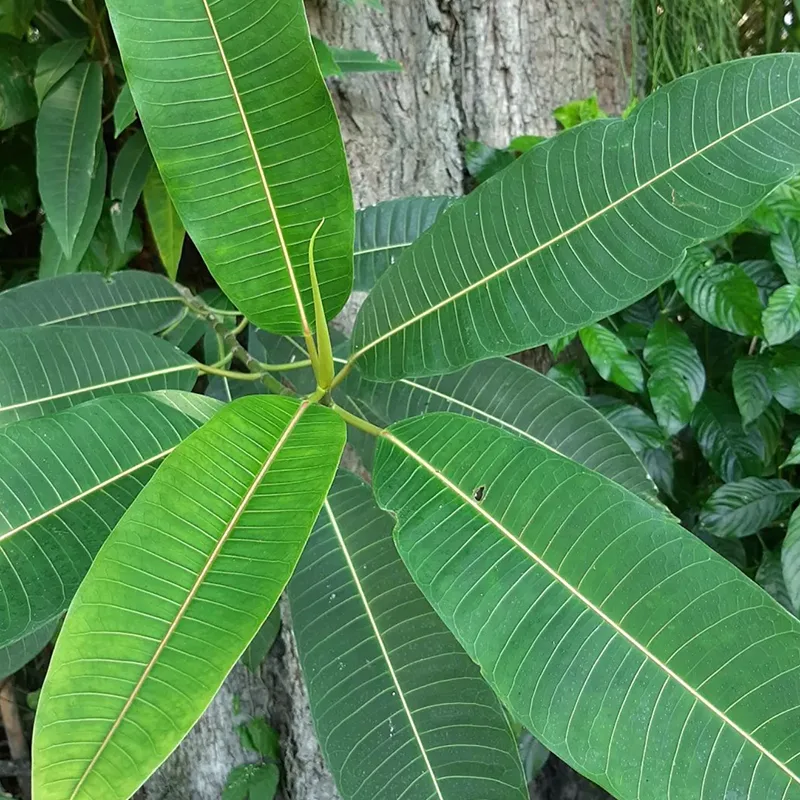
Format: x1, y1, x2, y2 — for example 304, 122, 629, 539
141, 1, 630, 797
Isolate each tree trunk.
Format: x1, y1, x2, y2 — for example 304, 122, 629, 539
142, 1, 630, 797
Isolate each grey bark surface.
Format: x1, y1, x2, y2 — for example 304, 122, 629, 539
142, 0, 629, 797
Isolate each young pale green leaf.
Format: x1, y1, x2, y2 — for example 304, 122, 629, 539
782, 506, 800, 614
545, 362, 584, 395
772, 218, 800, 284
373, 413, 800, 800
33, 396, 345, 800
699, 477, 799, 539
110, 130, 152, 251
36, 61, 102, 258
350, 56, 800, 381
0, 326, 198, 425
0, 616, 59, 683
340, 356, 656, 499
769, 349, 800, 413
34, 38, 87, 104
240, 606, 280, 673
765, 284, 800, 344
547, 333, 574, 357
311, 36, 402, 77
143, 164, 185, 280
0, 392, 219, 647
39, 139, 107, 278
112, 83, 136, 137
756, 550, 794, 613
553, 95, 606, 129
289, 471, 527, 800
675, 250, 764, 336
107, 0, 354, 335
691, 391, 768, 481
579, 323, 644, 392
353, 197, 455, 292
733, 355, 773, 427
644, 317, 705, 434
0, 271, 183, 331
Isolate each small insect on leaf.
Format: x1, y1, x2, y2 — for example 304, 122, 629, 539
473, 485, 486, 502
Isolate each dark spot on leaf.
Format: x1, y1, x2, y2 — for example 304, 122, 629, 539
473, 485, 486, 502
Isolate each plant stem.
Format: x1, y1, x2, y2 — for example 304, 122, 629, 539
329, 358, 355, 392
307, 219, 334, 389
230, 316, 249, 336
748, 336, 759, 356
257, 359, 313, 372
330, 403, 385, 437
84, 0, 117, 98
196, 364, 270, 381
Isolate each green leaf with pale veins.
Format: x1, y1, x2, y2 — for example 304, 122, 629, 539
0, 617, 59, 682
579, 323, 644, 392
675, 250, 764, 336
0, 391, 219, 647
289, 471, 527, 800
0, 271, 183, 331
691, 391, 768, 481
110, 129, 153, 251
764, 284, 800, 344
340, 356, 656, 499
143, 164, 185, 280
782, 506, 800, 614
33, 396, 345, 800
699, 478, 799, 539
353, 196, 455, 292
644, 317, 705, 434
311, 36, 401, 77
773, 218, 800, 284
34, 38, 87, 104
372, 412, 800, 800
0, 326, 198, 425
113, 82, 136, 137
733, 356, 773, 427
350, 56, 800, 380
36, 61, 102, 258
107, 0, 354, 335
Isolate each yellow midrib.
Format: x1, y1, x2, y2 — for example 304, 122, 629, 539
353, 92, 800, 362
65, 401, 309, 799
384, 431, 800, 789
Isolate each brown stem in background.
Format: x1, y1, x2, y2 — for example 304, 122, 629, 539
84, 0, 118, 99
0, 678, 30, 800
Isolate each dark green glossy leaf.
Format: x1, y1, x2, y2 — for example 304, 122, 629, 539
773, 218, 800, 284
373, 413, 800, 800
699, 478, 799, 539
675, 250, 763, 336
782, 506, 800, 613
733, 356, 773, 427
34, 396, 345, 800
0, 34, 36, 129
0, 617, 59, 682
590, 396, 666, 453
0, 326, 198, 424
143, 164, 184, 280
644, 317, 705, 435
757, 550, 794, 613
112, 82, 136, 137
36, 61, 102, 257
580, 322, 644, 392
764, 284, 800, 344
464, 140, 516, 184
289, 471, 527, 800
34, 38, 86, 104
0, 0, 34, 38
0, 391, 219, 646
769, 349, 800, 413
79, 201, 143, 275
545, 362, 584, 395
0, 270, 183, 331
240, 606, 280, 673
741, 258, 786, 305
110, 129, 152, 250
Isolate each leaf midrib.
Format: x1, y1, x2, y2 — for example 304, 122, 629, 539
199, 0, 311, 336
323, 497, 445, 800
66, 400, 310, 799
37, 296, 179, 327
353, 94, 800, 361
384, 431, 800, 787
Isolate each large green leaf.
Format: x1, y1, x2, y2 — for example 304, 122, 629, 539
33, 396, 345, 800
644, 317, 705, 435
579, 323, 644, 392
691, 391, 768, 481
733, 355, 773, 427
769, 349, 800, 413
34, 38, 87, 104
675, 250, 764, 336
0, 271, 183, 331
372, 413, 800, 800
36, 61, 102, 258
0, 326, 198, 424
143, 165, 185, 280
350, 56, 800, 380
763, 284, 800, 344
340, 356, 656, 499
110, 129, 152, 250
782, 505, 800, 614
698, 477, 800, 539
0, 616, 59, 682
0, 391, 219, 647
353, 197, 454, 292
107, 0, 354, 334
289, 471, 527, 800
590, 397, 667, 453
39, 138, 107, 278
772, 218, 800, 284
